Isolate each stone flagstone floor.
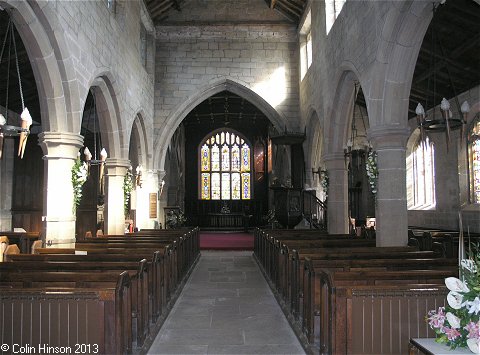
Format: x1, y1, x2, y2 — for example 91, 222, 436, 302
147, 251, 306, 354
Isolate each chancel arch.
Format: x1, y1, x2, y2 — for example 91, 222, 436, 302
153, 78, 288, 173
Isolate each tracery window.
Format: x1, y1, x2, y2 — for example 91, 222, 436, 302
407, 136, 436, 210
468, 115, 480, 204
200, 130, 251, 200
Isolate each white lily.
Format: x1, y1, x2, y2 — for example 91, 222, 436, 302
462, 259, 478, 273
447, 291, 464, 310
446, 312, 461, 329
445, 277, 470, 292
467, 339, 480, 354
464, 297, 480, 316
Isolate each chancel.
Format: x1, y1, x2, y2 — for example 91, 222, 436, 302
0, 0, 479, 354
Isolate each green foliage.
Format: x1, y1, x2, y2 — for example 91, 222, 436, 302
123, 167, 134, 217
71, 156, 88, 214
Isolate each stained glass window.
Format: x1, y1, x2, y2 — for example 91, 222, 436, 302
211, 145, 220, 171
469, 116, 480, 204
232, 173, 241, 200
199, 130, 251, 200
201, 173, 210, 199
221, 145, 230, 171
201, 144, 210, 171
231, 145, 240, 172
211, 173, 220, 200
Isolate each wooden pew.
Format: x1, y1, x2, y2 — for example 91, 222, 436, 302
285, 247, 434, 321
0, 271, 132, 354
317, 268, 455, 355
0, 259, 151, 348
10, 251, 165, 328
35, 245, 179, 309
2, 227, 200, 354
74, 241, 182, 296
302, 257, 458, 349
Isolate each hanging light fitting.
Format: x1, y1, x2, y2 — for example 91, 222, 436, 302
0, 15, 32, 159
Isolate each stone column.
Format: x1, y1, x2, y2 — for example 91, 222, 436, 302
38, 132, 84, 247
135, 169, 164, 230
104, 158, 130, 235
0, 138, 14, 230
368, 126, 410, 246
324, 153, 349, 234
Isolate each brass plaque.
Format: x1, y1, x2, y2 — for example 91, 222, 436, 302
149, 193, 157, 218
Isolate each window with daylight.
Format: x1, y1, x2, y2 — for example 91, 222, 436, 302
200, 130, 251, 200
325, 0, 346, 35
106, 0, 116, 12
468, 115, 480, 204
300, 10, 312, 80
407, 136, 436, 210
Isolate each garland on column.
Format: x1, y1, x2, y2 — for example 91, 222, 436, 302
123, 167, 134, 217
365, 150, 378, 197
320, 170, 329, 197
71, 154, 88, 214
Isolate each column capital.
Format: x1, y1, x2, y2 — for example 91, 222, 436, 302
105, 158, 131, 176
38, 132, 84, 160
367, 126, 410, 150
149, 169, 166, 181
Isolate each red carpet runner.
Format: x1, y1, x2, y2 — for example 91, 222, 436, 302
200, 232, 254, 250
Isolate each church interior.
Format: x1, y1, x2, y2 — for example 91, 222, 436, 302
0, 0, 479, 354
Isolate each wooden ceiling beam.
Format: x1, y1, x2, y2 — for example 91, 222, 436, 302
280, 0, 303, 14
276, 0, 301, 17
413, 36, 480, 84
274, 1, 299, 21
148, 1, 172, 17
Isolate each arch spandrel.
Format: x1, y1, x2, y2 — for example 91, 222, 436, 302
154, 78, 288, 171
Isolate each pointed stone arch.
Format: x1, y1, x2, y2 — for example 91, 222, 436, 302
324, 69, 361, 157
154, 78, 288, 171
365, 2, 432, 129
3, 0, 79, 132
304, 109, 323, 174
129, 112, 149, 169
88, 75, 125, 160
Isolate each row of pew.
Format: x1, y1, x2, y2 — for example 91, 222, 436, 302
254, 228, 458, 354
408, 227, 480, 258
0, 227, 200, 354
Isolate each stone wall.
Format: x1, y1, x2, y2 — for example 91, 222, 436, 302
12, 0, 155, 152
153, 0, 299, 169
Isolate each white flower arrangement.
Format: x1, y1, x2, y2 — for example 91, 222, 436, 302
123, 167, 134, 217
427, 246, 480, 352
365, 150, 378, 196
71, 155, 88, 213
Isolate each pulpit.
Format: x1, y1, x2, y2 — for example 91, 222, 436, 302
271, 186, 303, 228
